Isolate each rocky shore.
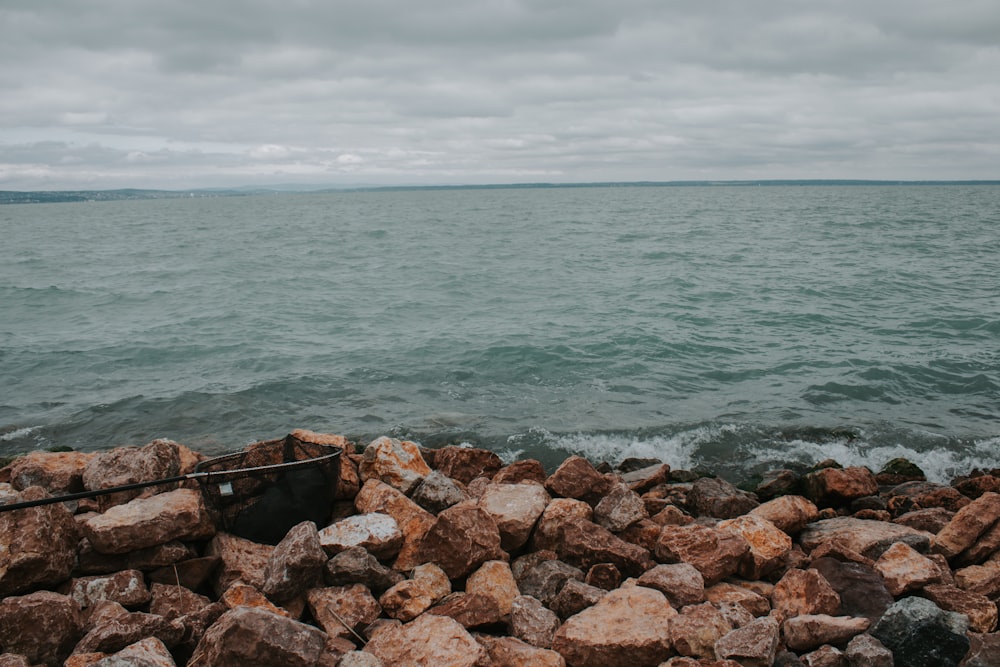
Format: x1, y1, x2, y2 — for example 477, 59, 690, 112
2, 429, 1000, 666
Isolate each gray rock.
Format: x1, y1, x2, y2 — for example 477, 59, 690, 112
844, 633, 893, 667
410, 470, 467, 514
871, 596, 970, 667
324, 546, 404, 593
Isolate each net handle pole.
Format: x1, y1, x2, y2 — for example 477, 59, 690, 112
0, 472, 207, 513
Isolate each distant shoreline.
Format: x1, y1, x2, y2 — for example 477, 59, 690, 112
3, 179, 1000, 205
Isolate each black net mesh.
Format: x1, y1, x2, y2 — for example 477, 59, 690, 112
195, 435, 342, 545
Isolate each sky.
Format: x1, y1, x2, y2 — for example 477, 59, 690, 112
1, 1, 999, 190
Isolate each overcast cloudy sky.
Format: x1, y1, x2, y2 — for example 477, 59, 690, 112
2, 1, 998, 189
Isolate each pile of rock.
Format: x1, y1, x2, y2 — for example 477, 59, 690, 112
2, 430, 1000, 666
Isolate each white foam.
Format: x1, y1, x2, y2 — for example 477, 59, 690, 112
0, 426, 39, 442
541, 428, 708, 471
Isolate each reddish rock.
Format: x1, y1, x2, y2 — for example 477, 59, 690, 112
220, 582, 293, 617
687, 477, 760, 519
873, 541, 940, 596
91, 637, 176, 667
705, 582, 770, 618
518, 559, 585, 607
954, 474, 1000, 500
844, 634, 893, 667
962, 632, 1000, 667
621, 463, 672, 494
803, 466, 878, 508
782, 614, 870, 652
719, 514, 792, 579
717, 600, 756, 629
933, 492, 1000, 560
67, 569, 151, 610
354, 479, 435, 571
334, 455, 362, 501
358, 436, 431, 494
148, 583, 212, 620
893, 507, 955, 534
749, 495, 819, 535
287, 428, 350, 451
148, 556, 221, 591
955, 518, 1000, 566
493, 459, 548, 486
619, 518, 665, 553
550, 579, 606, 619
7, 450, 96, 494
479, 482, 551, 551
655, 523, 750, 585
433, 445, 503, 484
810, 557, 894, 623
954, 560, 1000, 598
886, 481, 971, 515
799, 644, 846, 667
82, 440, 182, 507
205, 532, 274, 595
555, 516, 653, 577
669, 601, 732, 659
771, 568, 841, 618
324, 545, 405, 593
585, 563, 622, 591
922, 583, 998, 633
713, 616, 780, 667
81, 488, 215, 555
531, 498, 593, 551
637, 562, 705, 608
364, 613, 488, 666
306, 584, 381, 640
74, 604, 185, 655
415, 501, 506, 579
0, 486, 78, 596
188, 606, 328, 667
429, 592, 503, 628
594, 482, 648, 532
509, 595, 561, 649
378, 562, 451, 622
551, 585, 676, 667
410, 470, 467, 514
510, 550, 559, 580
798, 516, 932, 559
544, 456, 612, 504
0, 591, 83, 666
475, 635, 567, 667
318, 512, 402, 561
466, 560, 520, 616
261, 520, 327, 602
76, 539, 199, 577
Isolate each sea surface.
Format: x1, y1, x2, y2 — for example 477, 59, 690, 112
2, 185, 999, 482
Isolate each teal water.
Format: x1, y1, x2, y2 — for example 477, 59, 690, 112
2, 185, 998, 481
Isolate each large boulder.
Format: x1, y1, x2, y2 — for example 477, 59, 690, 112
655, 523, 750, 585
354, 479, 435, 571
748, 495, 819, 534
687, 477, 759, 518
544, 456, 612, 504
933, 492, 1000, 562
554, 516, 653, 577
187, 606, 329, 667
810, 557, 894, 623
82, 440, 183, 506
67, 569, 151, 610
781, 614, 870, 652
0, 591, 83, 666
479, 482, 551, 551
803, 466, 878, 508
378, 562, 450, 622
636, 562, 705, 608
415, 501, 506, 579
81, 488, 215, 555
318, 513, 402, 561
873, 541, 940, 596
871, 596, 970, 667
799, 516, 932, 559
432, 445, 503, 484
466, 560, 520, 616
713, 615, 780, 667
205, 532, 274, 596
771, 568, 840, 618
0, 486, 78, 596
261, 520, 327, 602
358, 436, 431, 495
593, 482, 648, 532
7, 450, 96, 494
364, 613, 488, 666
306, 584, 382, 640
718, 514, 792, 579
669, 601, 733, 659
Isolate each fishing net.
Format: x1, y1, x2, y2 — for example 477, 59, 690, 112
195, 434, 342, 545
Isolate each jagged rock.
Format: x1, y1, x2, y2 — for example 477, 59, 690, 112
410, 470, 467, 514
358, 436, 431, 494
544, 456, 612, 504
618, 518, 665, 551
933, 492, 1000, 561
621, 463, 671, 494
803, 467, 878, 508
871, 596, 970, 667
922, 583, 998, 633
749, 495, 819, 534
954, 560, 1000, 597
649, 504, 694, 527
337, 652, 383, 667
148, 583, 212, 620
844, 633, 893, 667
0, 591, 83, 666
551, 585, 676, 667
479, 482, 551, 551
466, 560, 520, 616
550, 579, 606, 619
261, 521, 327, 602
219, 582, 292, 617
205, 532, 274, 595
655, 523, 750, 585
7, 450, 96, 494
717, 600, 756, 629
364, 613, 488, 665
354, 479, 435, 571
887, 481, 971, 515
636, 562, 705, 608
755, 469, 803, 500
876, 458, 927, 486
509, 595, 560, 649
782, 614, 870, 652
432, 445, 503, 484
554, 516, 653, 576
511, 550, 558, 579
810, 557, 894, 623
687, 477, 760, 518
0, 486, 78, 596
415, 501, 505, 579
67, 569, 151, 610
82, 440, 184, 507
148, 556, 221, 591
954, 474, 1000, 500
324, 546, 405, 592
771, 568, 840, 618
799, 644, 846, 667
593, 482, 647, 532
518, 559, 585, 607
719, 513, 792, 579
77, 539, 199, 577
81, 488, 215, 555
962, 632, 1000, 667
531, 498, 594, 551
705, 582, 770, 617
873, 541, 940, 596
306, 584, 381, 640
475, 635, 567, 667
91, 636, 177, 667
378, 562, 450, 622
334, 455, 362, 502
585, 563, 622, 590
74, 602, 185, 655
893, 507, 955, 534
318, 512, 403, 561
428, 592, 503, 628
187, 606, 328, 667
799, 516, 933, 559
669, 601, 732, 659
714, 615, 780, 667
493, 459, 548, 486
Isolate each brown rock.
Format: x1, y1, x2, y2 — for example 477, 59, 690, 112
67, 569, 151, 610
799, 516, 933, 559
358, 436, 431, 494
479, 482, 550, 551
649, 504, 694, 527
475, 635, 567, 667
306, 584, 381, 639
594, 482, 648, 532
555, 516, 653, 577
364, 613, 488, 666
551, 585, 676, 667
717, 600, 756, 629
334, 454, 362, 501
410, 470, 467, 514
92, 637, 176, 667
585, 563, 622, 590
81, 488, 215, 555
466, 560, 520, 616
0, 653, 33, 667
511, 550, 559, 580
75, 604, 185, 655
810, 557, 894, 623
354, 479, 435, 571
962, 631, 1000, 667
803, 466, 878, 508
955, 560, 1000, 598
148, 583, 212, 620
205, 532, 275, 595
655, 523, 750, 585
800, 644, 846, 667
148, 556, 221, 591
637, 562, 705, 608
705, 582, 771, 618
550, 579, 606, 620
754, 469, 803, 501
782, 614, 870, 652
220, 582, 292, 618
416, 501, 506, 579
429, 592, 503, 628
261, 520, 327, 602
493, 459, 548, 486
7, 450, 96, 494
531, 497, 594, 551
0, 486, 78, 596
621, 463, 672, 494
433, 445, 503, 484
771, 568, 840, 618
954, 474, 1000, 500
887, 481, 971, 515
713, 615, 780, 667
873, 541, 940, 596
544, 456, 612, 504
187, 606, 328, 667
509, 595, 561, 649
378, 562, 450, 622
287, 428, 350, 450
957, 518, 1000, 566
318, 512, 402, 561
719, 514, 792, 579
749, 495, 819, 535
82, 440, 182, 507
933, 492, 1000, 560
844, 633, 893, 667
669, 601, 732, 659
893, 507, 955, 534
324, 545, 405, 593
0, 591, 83, 666
687, 477, 760, 519
517, 559, 585, 607
922, 583, 998, 633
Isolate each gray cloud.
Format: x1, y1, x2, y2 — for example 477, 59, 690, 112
1, 1, 998, 188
